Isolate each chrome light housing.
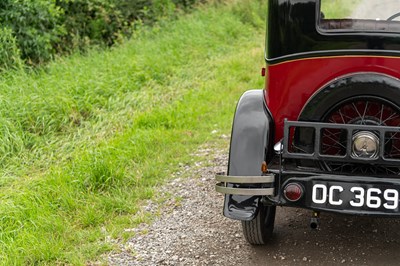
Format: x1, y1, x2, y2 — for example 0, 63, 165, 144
351, 131, 379, 159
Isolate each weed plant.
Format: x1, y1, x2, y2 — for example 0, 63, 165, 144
0, 0, 267, 264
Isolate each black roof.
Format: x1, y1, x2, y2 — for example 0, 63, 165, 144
266, 0, 400, 64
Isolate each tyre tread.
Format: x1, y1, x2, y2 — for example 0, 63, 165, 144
241, 206, 275, 245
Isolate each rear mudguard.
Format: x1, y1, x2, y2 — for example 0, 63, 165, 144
224, 90, 275, 221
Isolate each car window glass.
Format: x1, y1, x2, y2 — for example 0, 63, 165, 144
319, 0, 400, 33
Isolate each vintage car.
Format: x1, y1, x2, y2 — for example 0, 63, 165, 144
216, 0, 400, 244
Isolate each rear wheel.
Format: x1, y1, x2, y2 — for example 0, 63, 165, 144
321, 96, 400, 175
241, 205, 276, 245
298, 73, 400, 176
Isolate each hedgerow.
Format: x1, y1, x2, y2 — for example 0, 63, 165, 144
0, 0, 203, 68
0, 0, 62, 65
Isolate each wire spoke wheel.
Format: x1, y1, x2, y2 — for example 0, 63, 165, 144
321, 97, 400, 175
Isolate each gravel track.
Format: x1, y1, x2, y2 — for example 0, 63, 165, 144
108, 140, 400, 265
107, 143, 248, 265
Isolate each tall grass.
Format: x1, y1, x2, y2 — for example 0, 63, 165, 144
321, 0, 362, 18
0, 0, 267, 264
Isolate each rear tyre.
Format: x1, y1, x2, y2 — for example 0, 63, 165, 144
241, 205, 276, 245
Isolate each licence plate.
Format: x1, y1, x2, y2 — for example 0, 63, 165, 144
310, 182, 400, 212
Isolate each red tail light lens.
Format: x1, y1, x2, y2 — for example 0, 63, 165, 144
284, 183, 303, 202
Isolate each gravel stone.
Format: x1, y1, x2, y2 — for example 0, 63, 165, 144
107, 146, 252, 265
106, 142, 400, 265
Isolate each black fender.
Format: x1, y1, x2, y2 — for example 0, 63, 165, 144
223, 90, 275, 221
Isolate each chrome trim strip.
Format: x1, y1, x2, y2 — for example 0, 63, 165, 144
215, 184, 275, 196
215, 174, 274, 184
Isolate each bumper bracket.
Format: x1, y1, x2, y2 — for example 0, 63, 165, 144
215, 174, 275, 196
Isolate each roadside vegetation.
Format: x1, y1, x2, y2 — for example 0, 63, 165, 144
321, 0, 362, 18
0, 0, 267, 264
0, 0, 203, 69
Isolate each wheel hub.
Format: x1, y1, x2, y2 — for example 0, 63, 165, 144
351, 131, 379, 159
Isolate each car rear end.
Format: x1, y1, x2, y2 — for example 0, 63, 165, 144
216, 0, 400, 244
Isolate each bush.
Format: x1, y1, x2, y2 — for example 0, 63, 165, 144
0, 0, 204, 67
0, 0, 63, 65
55, 0, 123, 52
55, 0, 196, 53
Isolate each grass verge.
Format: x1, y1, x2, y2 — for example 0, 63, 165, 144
0, 0, 267, 264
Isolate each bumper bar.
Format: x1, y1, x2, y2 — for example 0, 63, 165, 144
215, 174, 275, 196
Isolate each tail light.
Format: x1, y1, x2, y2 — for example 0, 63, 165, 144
284, 183, 304, 202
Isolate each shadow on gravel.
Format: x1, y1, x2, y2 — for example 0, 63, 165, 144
246, 207, 400, 265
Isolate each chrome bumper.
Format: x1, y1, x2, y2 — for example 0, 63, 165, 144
215, 174, 275, 196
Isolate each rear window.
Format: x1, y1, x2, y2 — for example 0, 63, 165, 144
319, 0, 400, 33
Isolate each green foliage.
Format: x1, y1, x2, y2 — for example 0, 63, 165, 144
230, 0, 268, 27
0, 0, 63, 64
81, 154, 125, 192
0, 27, 22, 71
0, 0, 204, 67
55, 0, 124, 52
0, 0, 267, 263
55, 0, 204, 53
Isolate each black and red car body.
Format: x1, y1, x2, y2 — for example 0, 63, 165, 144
216, 0, 400, 244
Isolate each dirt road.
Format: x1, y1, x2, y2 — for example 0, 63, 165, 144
107, 144, 400, 265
